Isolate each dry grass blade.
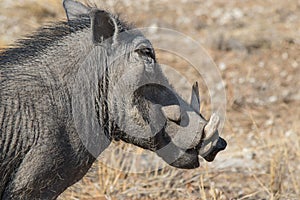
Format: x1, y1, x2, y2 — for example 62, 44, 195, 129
1, 0, 300, 199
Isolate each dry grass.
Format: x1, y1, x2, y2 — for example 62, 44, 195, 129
1, 0, 300, 199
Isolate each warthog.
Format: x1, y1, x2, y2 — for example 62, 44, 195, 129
0, 0, 226, 199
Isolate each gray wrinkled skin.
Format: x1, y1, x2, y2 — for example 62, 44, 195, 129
0, 0, 226, 199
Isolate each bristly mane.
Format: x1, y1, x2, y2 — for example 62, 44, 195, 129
0, 16, 90, 66
0, 13, 130, 66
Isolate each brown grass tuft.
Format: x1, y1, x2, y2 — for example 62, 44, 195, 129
1, 0, 300, 199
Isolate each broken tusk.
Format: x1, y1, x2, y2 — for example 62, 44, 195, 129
161, 105, 181, 122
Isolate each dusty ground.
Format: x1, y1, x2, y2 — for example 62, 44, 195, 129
1, 0, 300, 199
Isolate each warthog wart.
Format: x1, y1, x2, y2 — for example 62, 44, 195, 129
0, 0, 226, 199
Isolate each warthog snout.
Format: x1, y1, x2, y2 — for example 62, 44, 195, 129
199, 113, 227, 162
203, 136, 227, 162
159, 83, 226, 167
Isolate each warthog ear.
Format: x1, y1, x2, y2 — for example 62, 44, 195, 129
89, 9, 119, 44
63, 0, 89, 21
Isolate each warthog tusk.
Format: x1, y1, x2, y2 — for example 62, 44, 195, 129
199, 113, 220, 157
204, 113, 220, 140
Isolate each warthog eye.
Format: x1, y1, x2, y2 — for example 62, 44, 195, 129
135, 47, 155, 60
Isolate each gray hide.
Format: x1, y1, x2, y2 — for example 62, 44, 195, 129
0, 0, 226, 199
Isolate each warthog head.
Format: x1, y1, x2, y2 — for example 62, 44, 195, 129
64, 0, 226, 169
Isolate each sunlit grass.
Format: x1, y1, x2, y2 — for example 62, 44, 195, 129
1, 0, 299, 199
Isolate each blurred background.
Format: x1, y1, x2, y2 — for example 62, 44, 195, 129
1, 0, 300, 199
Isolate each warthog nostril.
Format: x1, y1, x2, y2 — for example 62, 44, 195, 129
203, 137, 227, 162
217, 137, 227, 150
